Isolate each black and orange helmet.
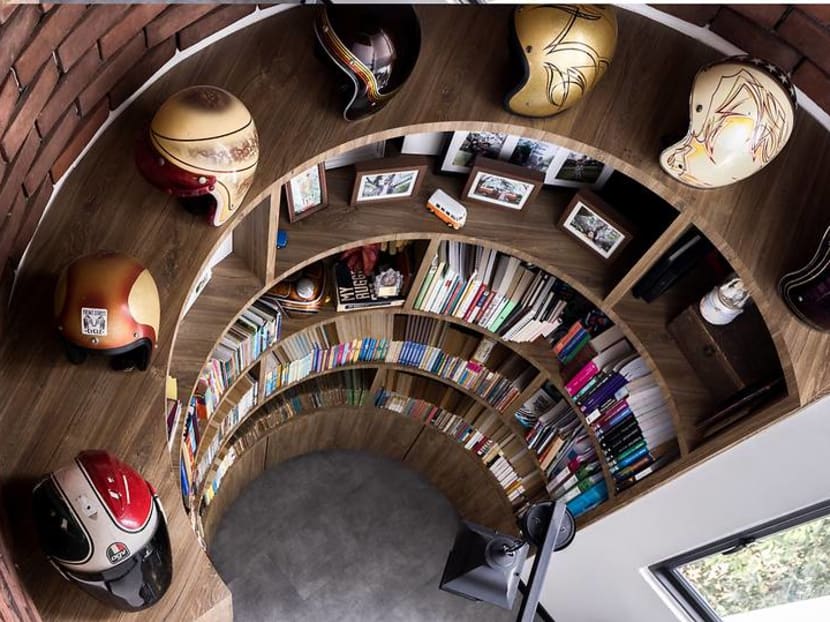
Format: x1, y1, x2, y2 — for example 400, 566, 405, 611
54, 252, 160, 371
314, 5, 421, 121
135, 85, 259, 226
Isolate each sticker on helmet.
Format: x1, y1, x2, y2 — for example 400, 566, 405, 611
81, 307, 108, 336
106, 542, 130, 564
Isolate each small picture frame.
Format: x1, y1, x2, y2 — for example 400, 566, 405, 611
440, 131, 512, 174
285, 163, 328, 223
558, 190, 632, 261
547, 149, 614, 189
462, 156, 545, 211
351, 156, 428, 206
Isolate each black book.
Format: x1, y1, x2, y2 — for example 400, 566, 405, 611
632, 231, 715, 302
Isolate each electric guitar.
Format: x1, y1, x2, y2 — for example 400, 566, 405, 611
779, 226, 830, 331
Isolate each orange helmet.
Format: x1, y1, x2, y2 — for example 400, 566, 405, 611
54, 252, 160, 371
135, 85, 259, 226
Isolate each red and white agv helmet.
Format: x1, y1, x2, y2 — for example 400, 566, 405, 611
32, 450, 172, 611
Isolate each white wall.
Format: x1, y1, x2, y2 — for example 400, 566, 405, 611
538, 395, 830, 622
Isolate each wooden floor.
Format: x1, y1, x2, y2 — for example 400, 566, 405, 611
1, 6, 830, 621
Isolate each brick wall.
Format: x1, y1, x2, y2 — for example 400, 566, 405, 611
1, 3, 830, 332
0, 3, 259, 328
655, 4, 830, 111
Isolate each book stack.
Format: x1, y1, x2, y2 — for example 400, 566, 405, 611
207, 300, 282, 395
333, 242, 414, 312
563, 325, 678, 491
166, 399, 182, 450
203, 446, 238, 508
520, 383, 583, 474
413, 241, 580, 343
374, 387, 527, 505
262, 336, 390, 398
546, 432, 608, 518
195, 374, 258, 488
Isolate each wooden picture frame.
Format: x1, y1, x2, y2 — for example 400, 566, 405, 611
558, 190, 632, 261
461, 156, 545, 211
285, 163, 328, 223
350, 156, 428, 206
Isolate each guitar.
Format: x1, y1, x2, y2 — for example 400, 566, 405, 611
779, 226, 830, 331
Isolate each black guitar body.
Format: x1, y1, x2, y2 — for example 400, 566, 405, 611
779, 226, 830, 332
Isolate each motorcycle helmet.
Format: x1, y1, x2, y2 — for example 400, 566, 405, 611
660, 55, 797, 188
136, 85, 259, 226
505, 5, 618, 118
314, 5, 421, 121
54, 251, 160, 371
32, 450, 173, 611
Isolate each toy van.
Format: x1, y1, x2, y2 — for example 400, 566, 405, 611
426, 189, 467, 229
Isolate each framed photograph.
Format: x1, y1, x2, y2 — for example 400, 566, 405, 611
285, 163, 328, 222
558, 190, 632, 261
440, 131, 512, 174
401, 132, 447, 156
325, 140, 386, 170
548, 149, 614, 188
351, 156, 428, 206
462, 156, 545, 211
507, 137, 560, 176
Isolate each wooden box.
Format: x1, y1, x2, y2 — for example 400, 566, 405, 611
667, 303, 781, 403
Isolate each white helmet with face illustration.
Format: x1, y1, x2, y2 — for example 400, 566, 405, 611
660, 56, 797, 189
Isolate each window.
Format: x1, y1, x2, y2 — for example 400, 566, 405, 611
651, 500, 830, 622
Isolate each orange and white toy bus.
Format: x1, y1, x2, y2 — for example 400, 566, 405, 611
426, 189, 467, 229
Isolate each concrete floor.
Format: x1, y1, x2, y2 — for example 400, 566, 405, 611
209, 450, 524, 622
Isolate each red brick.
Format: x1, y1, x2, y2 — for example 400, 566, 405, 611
653, 4, 721, 26
0, 73, 20, 139
0, 129, 40, 229
13, 5, 85, 87
1, 60, 58, 162
36, 45, 99, 137
0, 6, 41, 79
99, 5, 166, 59
801, 5, 830, 26
711, 9, 802, 72
0, 190, 28, 267
778, 9, 830, 75
23, 107, 80, 195
10, 175, 52, 263
56, 6, 128, 71
50, 98, 108, 182
77, 33, 145, 116
177, 4, 255, 50
794, 60, 830, 113
144, 4, 213, 48
729, 5, 788, 29
109, 37, 176, 110
0, 5, 18, 25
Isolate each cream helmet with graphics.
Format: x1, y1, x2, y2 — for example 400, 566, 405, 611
660, 56, 797, 189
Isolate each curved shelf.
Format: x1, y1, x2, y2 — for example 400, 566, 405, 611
192, 363, 546, 502
7, 7, 827, 619
196, 405, 524, 532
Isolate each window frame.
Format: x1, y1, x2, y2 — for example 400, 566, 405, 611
650, 498, 830, 622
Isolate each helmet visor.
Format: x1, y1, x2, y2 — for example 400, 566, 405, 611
61, 508, 172, 612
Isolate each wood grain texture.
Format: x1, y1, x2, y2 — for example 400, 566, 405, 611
2, 6, 829, 620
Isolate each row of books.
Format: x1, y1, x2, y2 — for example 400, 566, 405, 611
517, 383, 583, 475
562, 325, 678, 492
260, 336, 533, 411
413, 240, 587, 344
195, 374, 258, 488
232, 370, 375, 460
547, 432, 608, 517
202, 446, 238, 508
374, 388, 527, 504
181, 408, 199, 503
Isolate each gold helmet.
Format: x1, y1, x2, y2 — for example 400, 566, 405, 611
660, 56, 797, 188
54, 252, 160, 371
505, 5, 617, 118
136, 85, 259, 226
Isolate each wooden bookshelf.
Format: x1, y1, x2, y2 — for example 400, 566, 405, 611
5, 6, 830, 620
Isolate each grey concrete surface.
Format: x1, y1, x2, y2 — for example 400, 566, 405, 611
209, 450, 522, 622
